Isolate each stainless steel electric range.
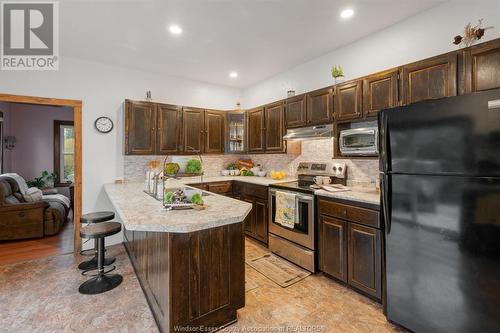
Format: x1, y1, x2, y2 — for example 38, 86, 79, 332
268, 162, 347, 272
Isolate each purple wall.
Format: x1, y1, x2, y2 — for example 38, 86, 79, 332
2, 103, 73, 181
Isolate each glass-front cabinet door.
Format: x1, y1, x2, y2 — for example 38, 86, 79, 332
226, 111, 246, 154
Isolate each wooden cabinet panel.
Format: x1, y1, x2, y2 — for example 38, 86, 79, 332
307, 87, 333, 125
363, 69, 400, 117
157, 103, 181, 154
254, 199, 268, 245
242, 196, 255, 235
348, 223, 381, 299
247, 107, 265, 153
335, 80, 363, 121
182, 107, 205, 153
265, 102, 285, 153
318, 199, 379, 228
190, 183, 209, 191
125, 100, 156, 155
402, 53, 457, 105
207, 181, 232, 195
465, 39, 500, 93
205, 110, 225, 154
285, 94, 307, 128
320, 215, 347, 282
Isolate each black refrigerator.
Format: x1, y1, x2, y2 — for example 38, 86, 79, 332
380, 89, 500, 333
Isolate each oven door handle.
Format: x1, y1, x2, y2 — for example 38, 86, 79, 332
269, 189, 313, 202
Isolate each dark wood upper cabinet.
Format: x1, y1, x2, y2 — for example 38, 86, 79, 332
348, 223, 381, 300
363, 69, 400, 117
204, 110, 225, 154
285, 94, 307, 128
464, 39, 500, 93
125, 100, 157, 155
401, 53, 457, 105
320, 215, 347, 282
182, 107, 204, 154
264, 102, 285, 153
307, 87, 333, 125
226, 111, 246, 154
335, 80, 363, 121
156, 103, 181, 154
247, 107, 265, 153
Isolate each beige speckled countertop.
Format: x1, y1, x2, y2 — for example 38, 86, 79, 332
178, 175, 297, 186
314, 188, 380, 206
104, 181, 252, 233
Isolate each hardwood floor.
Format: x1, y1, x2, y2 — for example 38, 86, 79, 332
0, 215, 74, 266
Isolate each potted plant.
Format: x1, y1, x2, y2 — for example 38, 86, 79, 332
331, 65, 345, 84
227, 163, 238, 176
27, 170, 57, 189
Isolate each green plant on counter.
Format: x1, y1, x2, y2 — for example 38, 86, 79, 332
186, 159, 202, 173
164, 191, 174, 204
240, 170, 254, 176
331, 65, 344, 78
191, 193, 203, 205
164, 163, 180, 175
227, 163, 237, 170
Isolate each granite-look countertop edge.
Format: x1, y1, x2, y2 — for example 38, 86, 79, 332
178, 175, 297, 186
314, 189, 380, 207
104, 182, 252, 233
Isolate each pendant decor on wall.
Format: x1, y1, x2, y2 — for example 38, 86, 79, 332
453, 18, 494, 47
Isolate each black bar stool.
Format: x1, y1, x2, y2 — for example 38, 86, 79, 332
78, 221, 123, 295
78, 211, 116, 271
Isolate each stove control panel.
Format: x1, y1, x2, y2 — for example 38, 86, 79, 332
297, 162, 347, 178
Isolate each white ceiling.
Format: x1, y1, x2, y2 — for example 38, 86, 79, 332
59, 0, 445, 88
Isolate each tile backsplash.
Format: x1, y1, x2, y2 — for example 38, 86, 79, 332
124, 139, 379, 186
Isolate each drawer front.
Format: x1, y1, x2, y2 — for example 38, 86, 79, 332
190, 183, 208, 191
207, 181, 232, 194
233, 181, 268, 200
318, 199, 379, 228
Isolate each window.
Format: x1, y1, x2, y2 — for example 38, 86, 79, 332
54, 120, 74, 184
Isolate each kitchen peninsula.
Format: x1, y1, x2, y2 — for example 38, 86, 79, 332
104, 181, 252, 333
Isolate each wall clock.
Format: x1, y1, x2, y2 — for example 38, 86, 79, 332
95, 116, 114, 133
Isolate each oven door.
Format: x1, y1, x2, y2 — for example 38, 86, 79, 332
269, 188, 315, 250
339, 128, 378, 156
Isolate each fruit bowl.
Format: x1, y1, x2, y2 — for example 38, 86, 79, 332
270, 170, 286, 180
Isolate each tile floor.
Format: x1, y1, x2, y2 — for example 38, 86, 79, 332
0, 240, 403, 333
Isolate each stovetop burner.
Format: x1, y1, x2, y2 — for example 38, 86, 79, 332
269, 181, 315, 194
269, 161, 347, 194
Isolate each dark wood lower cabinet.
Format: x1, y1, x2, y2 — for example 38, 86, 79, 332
232, 182, 268, 245
318, 197, 382, 301
187, 181, 269, 246
319, 215, 347, 282
348, 223, 381, 300
124, 223, 245, 333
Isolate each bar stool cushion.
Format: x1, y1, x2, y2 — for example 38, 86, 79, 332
80, 222, 121, 239
80, 211, 115, 224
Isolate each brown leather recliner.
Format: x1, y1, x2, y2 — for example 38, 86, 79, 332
0, 178, 67, 241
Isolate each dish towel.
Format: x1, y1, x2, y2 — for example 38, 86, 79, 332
275, 191, 296, 229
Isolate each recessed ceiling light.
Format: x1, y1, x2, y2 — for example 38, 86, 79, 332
340, 8, 354, 19
168, 24, 182, 35
229, 71, 238, 78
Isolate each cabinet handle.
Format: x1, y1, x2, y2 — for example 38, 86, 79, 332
343, 209, 347, 216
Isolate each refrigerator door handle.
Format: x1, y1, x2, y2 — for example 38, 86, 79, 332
382, 174, 391, 234
378, 111, 390, 173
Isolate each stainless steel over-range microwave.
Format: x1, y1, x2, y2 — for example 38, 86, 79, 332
339, 127, 378, 156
